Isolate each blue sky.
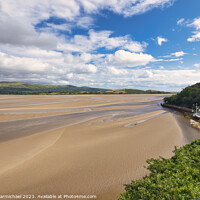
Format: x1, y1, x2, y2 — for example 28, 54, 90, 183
0, 0, 200, 91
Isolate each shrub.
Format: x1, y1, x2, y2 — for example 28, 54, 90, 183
118, 139, 200, 200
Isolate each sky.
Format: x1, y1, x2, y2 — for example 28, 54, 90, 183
0, 0, 200, 91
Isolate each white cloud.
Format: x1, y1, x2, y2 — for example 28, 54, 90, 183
188, 17, 200, 30
0, 0, 175, 50
185, 17, 200, 42
77, 0, 175, 17
164, 58, 183, 62
0, 48, 100, 84
97, 68, 200, 91
58, 30, 146, 53
0, 0, 175, 25
159, 51, 187, 59
137, 70, 153, 78
124, 41, 148, 52
133, 69, 200, 87
21, 48, 63, 59
73, 64, 98, 74
177, 18, 185, 25
45, 23, 73, 33
157, 36, 168, 46
107, 50, 154, 67
0, 52, 51, 73
107, 66, 128, 75
0, 1, 150, 53
171, 51, 187, 57
0, 12, 58, 48
64, 53, 93, 64
66, 73, 74, 80
76, 16, 94, 29
160, 66, 165, 69
117, 0, 175, 17
187, 31, 200, 42
194, 63, 200, 67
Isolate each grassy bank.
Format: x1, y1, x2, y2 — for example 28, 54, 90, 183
119, 139, 200, 200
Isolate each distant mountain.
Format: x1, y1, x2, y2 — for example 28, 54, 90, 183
0, 82, 108, 94
106, 89, 169, 94
0, 82, 170, 95
164, 82, 200, 108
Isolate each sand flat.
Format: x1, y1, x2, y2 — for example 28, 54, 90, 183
0, 95, 185, 200
0, 110, 85, 122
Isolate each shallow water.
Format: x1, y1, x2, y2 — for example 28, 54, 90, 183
0, 96, 164, 142
0, 95, 199, 144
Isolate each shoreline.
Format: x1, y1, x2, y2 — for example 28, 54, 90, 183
161, 103, 200, 131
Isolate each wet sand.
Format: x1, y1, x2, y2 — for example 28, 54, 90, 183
0, 94, 197, 200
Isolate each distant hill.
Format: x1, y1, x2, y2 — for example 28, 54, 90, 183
164, 82, 200, 108
0, 82, 108, 94
0, 82, 169, 95
106, 89, 169, 94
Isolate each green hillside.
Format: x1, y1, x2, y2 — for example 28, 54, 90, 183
0, 82, 107, 94
164, 82, 200, 108
0, 82, 170, 95
106, 89, 169, 94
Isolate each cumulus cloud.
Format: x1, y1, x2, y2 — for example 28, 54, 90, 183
187, 32, 200, 42
188, 17, 200, 30
106, 50, 154, 67
0, 52, 51, 73
58, 30, 147, 52
58, 30, 146, 53
73, 64, 98, 74
107, 66, 128, 75
0, 1, 151, 52
0, 12, 58, 48
157, 36, 168, 46
137, 70, 153, 78
0, 49, 99, 85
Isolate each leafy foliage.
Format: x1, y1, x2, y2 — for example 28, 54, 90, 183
164, 83, 200, 108
119, 139, 200, 200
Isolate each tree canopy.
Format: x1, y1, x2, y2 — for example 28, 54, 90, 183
164, 83, 200, 108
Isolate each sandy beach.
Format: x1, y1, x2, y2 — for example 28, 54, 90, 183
0, 94, 197, 200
